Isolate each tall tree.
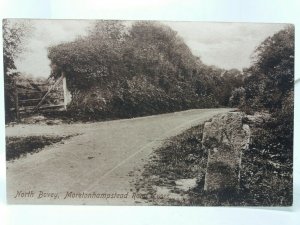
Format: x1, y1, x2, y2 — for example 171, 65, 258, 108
242, 25, 294, 151
3, 19, 33, 122
243, 25, 294, 111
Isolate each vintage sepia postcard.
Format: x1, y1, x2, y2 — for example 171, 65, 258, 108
3, 19, 294, 205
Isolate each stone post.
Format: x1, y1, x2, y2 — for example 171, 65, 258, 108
62, 71, 72, 110
202, 112, 250, 192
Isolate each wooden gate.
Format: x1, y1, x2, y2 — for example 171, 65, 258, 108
13, 75, 66, 120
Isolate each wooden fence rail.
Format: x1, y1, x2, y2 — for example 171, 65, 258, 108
10, 76, 65, 120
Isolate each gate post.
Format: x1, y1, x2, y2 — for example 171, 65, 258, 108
62, 71, 72, 110
13, 78, 20, 122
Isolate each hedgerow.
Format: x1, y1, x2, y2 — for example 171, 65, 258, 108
48, 21, 242, 119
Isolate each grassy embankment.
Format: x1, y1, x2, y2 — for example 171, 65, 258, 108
6, 135, 75, 161
136, 118, 292, 206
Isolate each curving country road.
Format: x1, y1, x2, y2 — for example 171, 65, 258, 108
6, 108, 232, 205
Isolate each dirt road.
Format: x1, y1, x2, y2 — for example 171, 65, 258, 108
6, 108, 232, 205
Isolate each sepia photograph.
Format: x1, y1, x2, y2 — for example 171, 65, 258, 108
3, 19, 294, 206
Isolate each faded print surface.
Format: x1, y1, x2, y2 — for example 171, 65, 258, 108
3, 19, 294, 205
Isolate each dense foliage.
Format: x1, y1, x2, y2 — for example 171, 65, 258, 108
135, 25, 294, 206
237, 25, 294, 205
241, 25, 294, 152
3, 19, 32, 122
242, 25, 294, 113
48, 21, 242, 119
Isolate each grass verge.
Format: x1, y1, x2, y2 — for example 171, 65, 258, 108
6, 135, 76, 161
135, 118, 293, 206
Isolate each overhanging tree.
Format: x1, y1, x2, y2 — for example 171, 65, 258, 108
3, 19, 32, 122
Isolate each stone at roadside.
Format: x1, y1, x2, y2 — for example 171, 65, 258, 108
175, 178, 197, 191
22, 115, 46, 124
155, 186, 183, 199
46, 119, 62, 125
202, 112, 251, 192
243, 112, 271, 126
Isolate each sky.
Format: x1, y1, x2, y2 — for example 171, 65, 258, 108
14, 19, 286, 78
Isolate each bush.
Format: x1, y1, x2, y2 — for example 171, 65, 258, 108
229, 87, 245, 107
48, 21, 242, 120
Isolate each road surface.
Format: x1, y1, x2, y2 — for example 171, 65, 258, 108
6, 108, 232, 205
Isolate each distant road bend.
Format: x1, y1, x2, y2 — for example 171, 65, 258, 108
6, 108, 233, 205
